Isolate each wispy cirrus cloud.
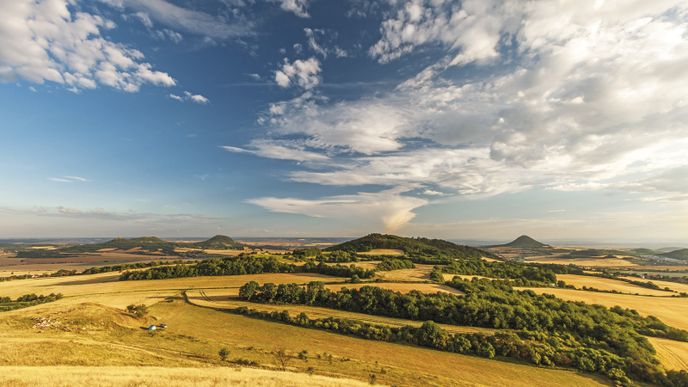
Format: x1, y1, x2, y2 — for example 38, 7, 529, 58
48, 176, 91, 183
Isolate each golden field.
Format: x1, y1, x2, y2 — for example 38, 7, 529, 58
0, 270, 609, 386
186, 289, 492, 335
520, 287, 688, 331
525, 257, 637, 267
0, 366, 369, 387
325, 281, 463, 294
357, 249, 405, 256
556, 274, 675, 296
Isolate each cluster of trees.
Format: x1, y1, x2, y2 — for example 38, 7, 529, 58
0, 293, 63, 312
119, 256, 374, 281
376, 258, 415, 271
239, 278, 688, 384
441, 259, 582, 285
325, 233, 497, 263
231, 306, 640, 384
81, 260, 187, 275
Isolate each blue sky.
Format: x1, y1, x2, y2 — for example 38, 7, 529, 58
1, 0, 687, 243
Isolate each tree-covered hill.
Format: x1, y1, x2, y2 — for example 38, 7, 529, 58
661, 248, 688, 260
325, 233, 497, 261
191, 235, 243, 249
501, 235, 549, 249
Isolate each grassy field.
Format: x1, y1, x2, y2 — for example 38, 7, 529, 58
326, 282, 463, 294
619, 276, 688, 293
525, 257, 637, 267
0, 268, 613, 386
376, 264, 434, 281
520, 287, 688, 331
556, 274, 676, 296
187, 289, 492, 335
357, 249, 405, 256
0, 366, 369, 387
0, 272, 347, 308
648, 337, 688, 371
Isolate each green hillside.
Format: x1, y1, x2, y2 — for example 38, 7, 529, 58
661, 248, 688, 260
325, 233, 496, 261
502, 235, 549, 249
191, 235, 243, 249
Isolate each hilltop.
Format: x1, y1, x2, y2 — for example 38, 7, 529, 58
501, 235, 550, 249
60, 235, 243, 254
192, 235, 243, 249
325, 233, 496, 260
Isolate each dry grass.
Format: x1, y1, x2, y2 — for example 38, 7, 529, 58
520, 288, 688, 331
618, 277, 688, 293
377, 264, 434, 281
0, 270, 607, 386
0, 272, 347, 309
325, 282, 463, 295
556, 274, 675, 296
526, 257, 637, 267
0, 366, 369, 387
357, 249, 405, 256
187, 289, 492, 335
648, 337, 688, 371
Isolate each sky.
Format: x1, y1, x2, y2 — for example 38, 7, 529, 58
1, 0, 687, 243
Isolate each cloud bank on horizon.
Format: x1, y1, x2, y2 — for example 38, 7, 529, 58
1, 0, 687, 240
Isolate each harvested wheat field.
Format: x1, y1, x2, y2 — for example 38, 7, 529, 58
521, 288, 688, 331
619, 276, 688, 293
326, 282, 463, 295
0, 272, 347, 308
357, 249, 405, 256
187, 289, 493, 335
377, 264, 434, 281
526, 257, 637, 267
556, 274, 675, 296
648, 337, 688, 371
0, 366, 369, 387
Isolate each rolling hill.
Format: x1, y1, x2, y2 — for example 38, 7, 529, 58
59, 235, 243, 254
325, 233, 496, 260
501, 235, 550, 249
191, 235, 243, 250
661, 249, 688, 260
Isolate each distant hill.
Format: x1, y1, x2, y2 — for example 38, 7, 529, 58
501, 235, 549, 249
60, 235, 243, 254
192, 235, 243, 250
631, 248, 658, 256
660, 249, 688, 260
325, 233, 496, 260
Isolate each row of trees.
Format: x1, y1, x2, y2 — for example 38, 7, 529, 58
440, 259, 583, 284
376, 258, 415, 271
81, 260, 187, 275
0, 293, 63, 312
231, 306, 643, 385
119, 256, 374, 281
238, 278, 688, 384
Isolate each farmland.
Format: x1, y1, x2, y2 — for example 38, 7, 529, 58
0, 234, 686, 384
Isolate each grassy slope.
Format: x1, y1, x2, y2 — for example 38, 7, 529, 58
0, 270, 610, 386
556, 274, 676, 296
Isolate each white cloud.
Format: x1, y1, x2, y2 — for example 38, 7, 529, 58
221, 139, 329, 162
48, 175, 90, 183
274, 57, 321, 90
170, 91, 210, 104
243, 0, 688, 228
0, 0, 175, 92
100, 0, 252, 39
277, 0, 312, 18
248, 188, 428, 232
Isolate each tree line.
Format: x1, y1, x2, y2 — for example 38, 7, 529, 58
0, 293, 63, 312
119, 256, 374, 280
238, 278, 688, 384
